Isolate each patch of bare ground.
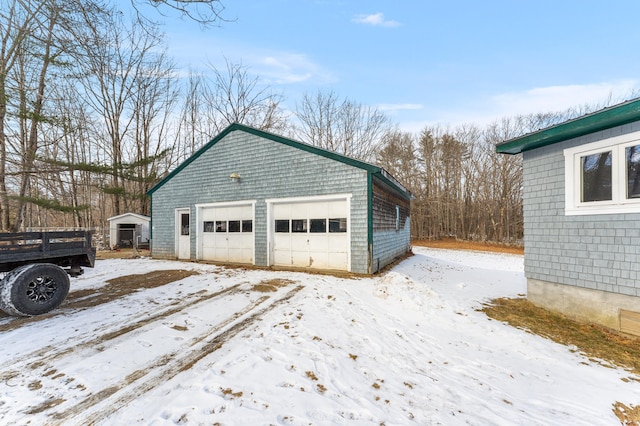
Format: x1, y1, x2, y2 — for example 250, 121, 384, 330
613, 401, 640, 425
481, 298, 640, 376
0, 270, 198, 328
251, 278, 296, 293
413, 238, 524, 255
95, 248, 150, 259
482, 298, 640, 425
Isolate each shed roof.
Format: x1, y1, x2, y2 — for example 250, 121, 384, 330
496, 98, 640, 155
147, 123, 412, 200
107, 213, 150, 222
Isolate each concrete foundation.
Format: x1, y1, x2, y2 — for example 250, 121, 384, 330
528, 278, 640, 335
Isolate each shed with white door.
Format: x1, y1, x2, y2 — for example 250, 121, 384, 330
107, 213, 150, 249
147, 123, 411, 274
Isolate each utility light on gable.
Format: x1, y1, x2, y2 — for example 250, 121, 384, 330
229, 172, 241, 182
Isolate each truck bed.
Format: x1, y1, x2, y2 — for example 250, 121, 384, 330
0, 231, 96, 273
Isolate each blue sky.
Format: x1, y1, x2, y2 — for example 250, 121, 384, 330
137, 0, 640, 132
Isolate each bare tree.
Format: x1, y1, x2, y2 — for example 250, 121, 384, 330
201, 59, 288, 134
294, 90, 391, 161
132, 0, 227, 26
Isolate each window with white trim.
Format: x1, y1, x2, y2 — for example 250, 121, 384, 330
564, 131, 640, 215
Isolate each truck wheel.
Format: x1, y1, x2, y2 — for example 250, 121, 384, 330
0, 264, 70, 316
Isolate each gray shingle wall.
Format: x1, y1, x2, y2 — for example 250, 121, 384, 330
372, 222, 411, 272
151, 129, 370, 273
522, 122, 640, 296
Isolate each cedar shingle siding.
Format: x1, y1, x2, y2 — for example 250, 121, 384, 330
148, 124, 411, 274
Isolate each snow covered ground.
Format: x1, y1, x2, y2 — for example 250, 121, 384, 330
0, 247, 637, 425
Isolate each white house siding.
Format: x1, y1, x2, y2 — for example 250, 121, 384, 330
150, 129, 371, 273
522, 121, 640, 328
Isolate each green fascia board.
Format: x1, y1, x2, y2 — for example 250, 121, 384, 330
147, 123, 412, 200
496, 98, 640, 155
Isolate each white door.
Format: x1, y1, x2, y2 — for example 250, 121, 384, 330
176, 208, 190, 260
271, 198, 349, 271
200, 203, 254, 264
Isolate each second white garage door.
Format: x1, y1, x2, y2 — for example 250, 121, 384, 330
270, 197, 350, 271
198, 203, 254, 264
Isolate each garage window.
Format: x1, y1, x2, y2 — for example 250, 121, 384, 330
216, 221, 227, 232
228, 220, 241, 232
275, 220, 289, 232
329, 218, 347, 233
310, 218, 326, 233
292, 219, 308, 233
203, 221, 215, 232
242, 220, 253, 232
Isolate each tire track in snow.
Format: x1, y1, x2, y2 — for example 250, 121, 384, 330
0, 283, 243, 383
47, 284, 304, 425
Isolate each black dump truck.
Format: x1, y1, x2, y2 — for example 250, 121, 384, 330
0, 231, 96, 316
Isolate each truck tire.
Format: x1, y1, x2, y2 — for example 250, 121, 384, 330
0, 263, 70, 316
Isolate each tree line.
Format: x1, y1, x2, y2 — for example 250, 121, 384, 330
0, 0, 623, 244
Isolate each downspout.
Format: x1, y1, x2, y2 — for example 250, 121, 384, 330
367, 171, 373, 274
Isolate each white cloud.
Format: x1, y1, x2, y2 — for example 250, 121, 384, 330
377, 103, 423, 112
490, 80, 639, 116
352, 12, 401, 28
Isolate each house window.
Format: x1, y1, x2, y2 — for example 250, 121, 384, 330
581, 151, 612, 202
564, 132, 640, 215
627, 145, 640, 198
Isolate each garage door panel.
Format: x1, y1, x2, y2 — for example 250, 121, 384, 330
271, 198, 349, 271
199, 204, 253, 264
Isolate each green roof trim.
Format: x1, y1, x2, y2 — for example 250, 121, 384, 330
147, 123, 412, 200
496, 98, 640, 155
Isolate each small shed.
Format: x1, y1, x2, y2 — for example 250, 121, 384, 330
497, 98, 640, 336
107, 213, 150, 249
147, 123, 412, 274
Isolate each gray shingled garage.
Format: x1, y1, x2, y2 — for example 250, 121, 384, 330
147, 123, 411, 274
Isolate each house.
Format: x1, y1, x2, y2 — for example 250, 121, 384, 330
497, 98, 640, 336
147, 123, 411, 274
107, 213, 150, 249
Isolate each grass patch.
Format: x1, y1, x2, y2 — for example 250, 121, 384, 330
481, 298, 640, 376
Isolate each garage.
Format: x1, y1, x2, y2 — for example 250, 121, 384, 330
269, 196, 350, 271
197, 202, 254, 264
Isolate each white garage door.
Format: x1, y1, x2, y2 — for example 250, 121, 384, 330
199, 203, 254, 264
272, 198, 349, 271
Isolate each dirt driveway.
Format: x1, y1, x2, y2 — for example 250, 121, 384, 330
0, 263, 302, 425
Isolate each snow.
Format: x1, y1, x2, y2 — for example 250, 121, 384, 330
0, 247, 638, 425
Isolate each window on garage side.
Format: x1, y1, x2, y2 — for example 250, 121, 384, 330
310, 218, 326, 233
329, 218, 347, 233
275, 219, 289, 232
203, 221, 215, 232
242, 220, 253, 232
292, 219, 308, 233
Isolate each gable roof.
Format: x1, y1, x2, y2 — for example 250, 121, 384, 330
147, 123, 411, 200
107, 213, 150, 222
496, 98, 640, 155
